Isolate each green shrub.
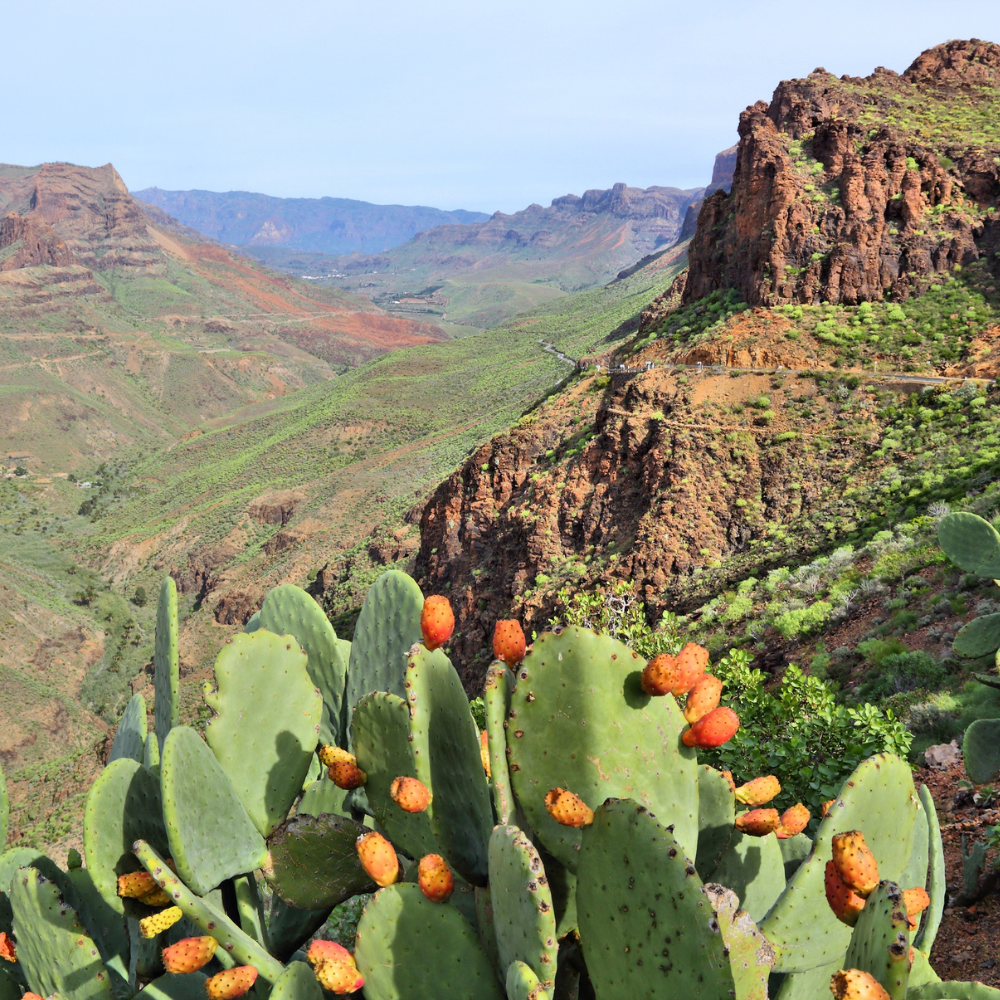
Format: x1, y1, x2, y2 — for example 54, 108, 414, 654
774, 600, 832, 639
857, 650, 946, 700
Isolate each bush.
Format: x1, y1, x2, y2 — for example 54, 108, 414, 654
774, 600, 832, 639
133, 586, 148, 607
702, 651, 912, 819
857, 650, 946, 700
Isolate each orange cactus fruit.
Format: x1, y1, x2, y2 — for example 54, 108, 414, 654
314, 958, 365, 994
117, 871, 158, 898
162, 936, 218, 974
831, 831, 879, 898
683, 674, 723, 724
356, 831, 399, 887
318, 745, 355, 768
776, 803, 811, 839
139, 905, 183, 938
721, 769, 736, 793
829, 968, 890, 1000
329, 760, 368, 790
418, 854, 455, 903
205, 966, 258, 1000
675, 642, 710, 693
0, 932, 15, 962
22, 994, 45, 1000
480, 730, 491, 778
734, 775, 781, 807
735, 808, 780, 836
544, 788, 594, 828
822, 798, 836, 818
682, 706, 740, 748
307, 939, 354, 967
640, 653, 681, 696
825, 860, 866, 926
902, 886, 930, 930
137, 886, 173, 907
389, 775, 432, 813
493, 620, 526, 667
420, 595, 454, 650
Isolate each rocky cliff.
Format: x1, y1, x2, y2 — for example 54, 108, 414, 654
0, 213, 75, 270
684, 39, 1000, 306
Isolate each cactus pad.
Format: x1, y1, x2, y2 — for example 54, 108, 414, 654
108, 694, 147, 765
353, 883, 503, 999
759, 753, 917, 973
901, 787, 930, 892
778, 833, 813, 881
938, 512, 1000, 577
405, 646, 493, 885
505, 961, 546, 1000
297, 775, 350, 819
507, 627, 698, 872
270, 962, 322, 1000
160, 727, 267, 895
154, 577, 179, 749
916, 784, 945, 954
263, 812, 375, 910
962, 718, 1000, 783
485, 665, 515, 824
844, 881, 910, 1000
266, 897, 332, 962
133, 974, 209, 1000
10, 866, 114, 1000
709, 830, 785, 923
696, 764, 736, 879
343, 570, 424, 743
488, 826, 557, 991
576, 798, 735, 999
908, 984, 1000, 999
258, 584, 347, 748
702, 883, 774, 1000
203, 630, 322, 837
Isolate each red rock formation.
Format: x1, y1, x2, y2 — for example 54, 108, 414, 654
0, 214, 76, 270
684, 40, 1000, 307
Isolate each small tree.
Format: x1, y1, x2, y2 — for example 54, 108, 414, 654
133, 586, 148, 607
76, 584, 98, 607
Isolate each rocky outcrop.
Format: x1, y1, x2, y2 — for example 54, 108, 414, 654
677, 146, 738, 242
684, 40, 1000, 306
0, 214, 76, 270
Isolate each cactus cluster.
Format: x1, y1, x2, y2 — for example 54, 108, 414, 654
0, 569, 989, 1000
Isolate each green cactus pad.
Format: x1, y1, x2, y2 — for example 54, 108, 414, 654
154, 577, 179, 750
64, 865, 131, 996
144, 733, 160, 773
505, 960, 546, 1000
405, 646, 493, 885
771, 959, 842, 1000
916, 784, 945, 953
485, 664, 515, 824
938, 512, 1000, 578
343, 570, 424, 743
204, 630, 322, 837
507, 627, 697, 873
759, 753, 917, 973
0, 973, 17, 1000
696, 765, 736, 880
133, 974, 209, 1000
266, 897, 332, 962
963, 717, 1000, 783
83, 757, 169, 917
908, 983, 1000, 999
778, 834, 812, 881
232, 873, 266, 946
702, 884, 774, 1000
908, 947, 940, 989
709, 830, 785, 923
351, 692, 439, 861
160, 726, 267, 895
353, 883, 503, 1000
270, 962, 322, 1000
263, 812, 374, 910
489, 826, 558, 990
0, 764, 7, 854
108, 693, 148, 766
0, 847, 53, 934
577, 799, 735, 999
844, 881, 910, 1000
10, 866, 114, 1000
297, 774, 350, 819
244, 611, 261, 633
258, 584, 347, 748
953, 613, 1000, 657
901, 786, 930, 892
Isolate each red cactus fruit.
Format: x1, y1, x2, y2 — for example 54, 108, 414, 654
205, 966, 258, 1000
356, 831, 399, 887
0, 932, 15, 963
735, 775, 781, 807
776, 803, 811, 839
117, 871, 158, 898
420, 595, 454, 650
390, 775, 432, 813
162, 936, 218, 974
825, 860, 866, 926
307, 939, 354, 967
831, 831, 879, 898
480, 730, 491, 778
314, 958, 364, 994
22, 994, 45, 1000
735, 808, 780, 836
821, 798, 836, 818
675, 642, 709, 692
418, 854, 455, 903
329, 760, 367, 790
493, 620, 526, 667
681, 706, 740, 748
721, 769, 736, 793
830, 968, 890, 1000
683, 674, 723, 724
640, 653, 680, 696
544, 788, 594, 827
902, 886, 930, 930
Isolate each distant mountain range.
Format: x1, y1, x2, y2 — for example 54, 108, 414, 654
133, 188, 490, 256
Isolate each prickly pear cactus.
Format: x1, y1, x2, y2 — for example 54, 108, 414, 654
505, 961, 546, 1000
484, 664, 514, 825
963, 717, 1000, 783
153, 577, 179, 749
270, 962, 322, 1000
917, 784, 946, 954
108, 693, 148, 765
702, 883, 774, 1000
695, 764, 736, 879
844, 881, 910, 1000
258, 584, 347, 747
709, 829, 785, 923
938, 512, 1000, 578
133, 974, 209, 1000
203, 629, 321, 836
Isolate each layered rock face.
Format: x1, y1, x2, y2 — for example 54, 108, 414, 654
684, 39, 1000, 306
0, 214, 76, 270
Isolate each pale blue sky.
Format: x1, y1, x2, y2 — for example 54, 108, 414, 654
3, 0, 999, 213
